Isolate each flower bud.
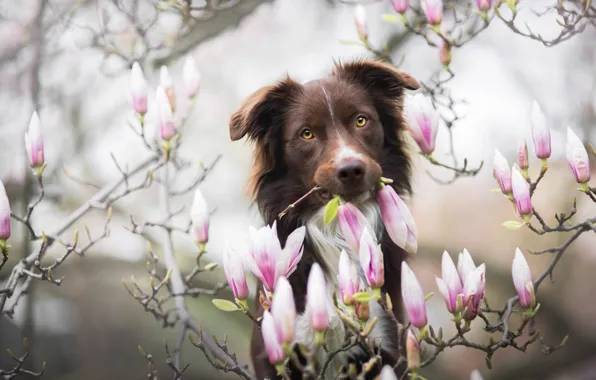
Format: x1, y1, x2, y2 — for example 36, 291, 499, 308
271, 276, 296, 345
405, 93, 440, 155
476, 0, 492, 11
422, 0, 443, 25
493, 149, 512, 195
401, 262, 427, 328
517, 140, 529, 170
222, 242, 248, 300
262, 311, 285, 365
354, 5, 368, 40
512, 248, 536, 309
130, 62, 148, 115
530, 100, 551, 159
566, 126, 591, 184
0, 180, 11, 241
406, 329, 420, 372
380, 365, 398, 380
160, 66, 176, 111
392, 0, 409, 13
439, 40, 451, 66
338, 250, 359, 306
462, 264, 486, 321
183, 55, 201, 99
307, 263, 329, 332
156, 86, 176, 141
377, 185, 418, 254
25, 111, 45, 169
190, 187, 209, 245
436, 251, 463, 313
337, 203, 366, 253
359, 228, 384, 289
355, 301, 370, 322
511, 166, 532, 218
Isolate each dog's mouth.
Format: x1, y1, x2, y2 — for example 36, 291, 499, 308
314, 185, 376, 204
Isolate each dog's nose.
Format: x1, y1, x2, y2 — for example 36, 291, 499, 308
336, 159, 365, 183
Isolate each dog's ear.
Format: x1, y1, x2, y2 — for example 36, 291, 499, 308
229, 77, 302, 141
332, 59, 420, 98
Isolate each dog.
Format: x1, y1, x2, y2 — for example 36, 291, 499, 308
229, 59, 421, 379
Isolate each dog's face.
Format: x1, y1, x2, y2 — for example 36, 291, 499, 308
229, 60, 420, 220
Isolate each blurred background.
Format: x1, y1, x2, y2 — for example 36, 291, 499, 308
1, 0, 596, 379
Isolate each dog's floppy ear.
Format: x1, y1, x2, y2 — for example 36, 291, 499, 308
332, 59, 420, 98
229, 77, 302, 141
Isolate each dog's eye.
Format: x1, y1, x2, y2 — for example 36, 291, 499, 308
301, 129, 314, 140
355, 115, 368, 128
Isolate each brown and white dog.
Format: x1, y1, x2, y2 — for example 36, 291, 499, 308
229, 59, 421, 379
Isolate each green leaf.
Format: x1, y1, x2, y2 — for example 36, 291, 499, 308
489, 188, 502, 193
212, 299, 240, 312
381, 13, 401, 23
324, 197, 340, 224
353, 292, 374, 303
424, 292, 434, 302
502, 220, 524, 230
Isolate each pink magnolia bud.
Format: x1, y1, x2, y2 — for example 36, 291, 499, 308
406, 329, 420, 372
566, 126, 591, 184
262, 311, 285, 365
476, 0, 492, 11
493, 149, 512, 195
222, 242, 248, 300
354, 5, 368, 40
392, 0, 409, 13
439, 40, 451, 66
512, 248, 536, 309
422, 0, 443, 25
518, 140, 529, 170
377, 185, 418, 254
160, 66, 176, 111
457, 248, 476, 283
530, 100, 551, 159
130, 62, 148, 115
25, 111, 45, 169
380, 365, 398, 380
405, 93, 440, 155
511, 166, 532, 217
271, 276, 296, 345
156, 86, 176, 141
307, 263, 329, 332
462, 264, 486, 321
183, 55, 201, 99
337, 202, 366, 253
436, 251, 463, 313
359, 228, 384, 289
0, 180, 11, 241
338, 250, 360, 306
401, 261, 428, 328
190, 187, 209, 245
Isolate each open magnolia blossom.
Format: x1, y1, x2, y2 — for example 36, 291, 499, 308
436, 251, 463, 313
462, 263, 486, 321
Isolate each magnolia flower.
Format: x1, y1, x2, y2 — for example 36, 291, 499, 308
476, 0, 492, 11
337, 202, 366, 253
439, 40, 451, 66
380, 365, 398, 380
377, 185, 418, 254
245, 222, 305, 292
512, 248, 536, 309
401, 261, 427, 328
511, 166, 532, 218
531, 100, 551, 159
160, 66, 176, 111
462, 264, 486, 320
359, 228, 384, 289
338, 250, 360, 306
518, 140, 529, 170
271, 276, 296, 345
307, 263, 329, 332
566, 126, 591, 184
130, 62, 148, 115
406, 329, 420, 372
190, 187, 209, 245
262, 311, 285, 365
222, 242, 248, 300
392, 0, 409, 13
183, 56, 201, 99
436, 251, 463, 313
470, 370, 484, 380
405, 93, 440, 155
25, 111, 45, 169
0, 180, 11, 241
422, 0, 443, 25
156, 86, 176, 141
457, 248, 476, 283
354, 5, 367, 40
493, 149, 512, 195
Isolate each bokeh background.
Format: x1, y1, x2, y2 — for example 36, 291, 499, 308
1, 0, 596, 379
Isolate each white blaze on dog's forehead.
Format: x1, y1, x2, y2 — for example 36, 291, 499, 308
319, 82, 336, 124
335, 135, 364, 162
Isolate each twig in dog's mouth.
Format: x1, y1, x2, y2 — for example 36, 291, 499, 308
278, 186, 322, 219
